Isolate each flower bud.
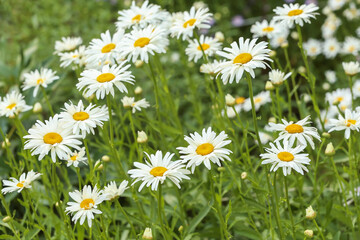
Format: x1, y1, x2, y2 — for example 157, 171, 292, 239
137, 131, 148, 143
304, 229, 313, 238
33, 102, 42, 113
268, 117, 276, 123
303, 94, 311, 103
265, 81, 274, 91
142, 227, 153, 239
2, 138, 10, 149
225, 94, 236, 106
178, 225, 184, 232
305, 206, 316, 220
325, 142, 335, 156
55, 200, 63, 207
94, 160, 103, 171
322, 82, 330, 91
101, 155, 110, 162
2, 216, 11, 223
214, 13, 222, 21
134, 86, 143, 95
291, 31, 299, 40
322, 132, 330, 138
215, 32, 225, 42
241, 172, 247, 179
298, 66, 306, 74
218, 167, 226, 172
269, 50, 277, 58
280, 42, 289, 48
134, 60, 144, 68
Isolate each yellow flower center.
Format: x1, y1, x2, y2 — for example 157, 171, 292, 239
72, 54, 79, 58
43, 132, 63, 145
277, 151, 294, 162
132, 14, 142, 23
70, 155, 78, 161
80, 198, 95, 210
288, 9, 303, 16
336, 97, 343, 102
197, 43, 210, 51
341, 105, 347, 111
183, 18, 196, 28
346, 119, 356, 127
6, 103, 16, 110
349, 46, 355, 52
37, 78, 44, 85
329, 46, 335, 51
233, 53, 252, 64
196, 143, 214, 156
285, 124, 304, 133
236, 97, 245, 104
16, 181, 25, 188
73, 111, 89, 121
150, 167, 168, 177
262, 27, 274, 32
254, 97, 262, 103
134, 37, 150, 48
101, 43, 116, 53
96, 73, 115, 83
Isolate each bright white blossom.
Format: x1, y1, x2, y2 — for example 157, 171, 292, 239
104, 180, 129, 200
329, 109, 360, 139
22, 68, 59, 97
273, 3, 319, 28
0, 91, 31, 118
1, 170, 42, 194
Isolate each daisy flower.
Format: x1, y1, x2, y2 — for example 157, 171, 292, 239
342, 37, 360, 56
121, 96, 150, 113
104, 180, 129, 201
325, 70, 337, 83
322, 38, 340, 59
328, 0, 346, 11
200, 60, 224, 76
343, 61, 360, 76
128, 151, 190, 191
321, 15, 341, 38
267, 115, 321, 149
59, 100, 109, 138
303, 38, 322, 58
118, 25, 169, 63
243, 91, 271, 112
0, 91, 32, 118
256, 132, 273, 145
185, 35, 222, 62
250, 19, 284, 38
85, 30, 124, 66
54, 36, 82, 54
24, 115, 82, 163
329, 109, 360, 139
116, 0, 162, 30
59, 45, 87, 68
64, 147, 87, 167
269, 69, 292, 86
177, 127, 232, 173
326, 88, 352, 108
22, 68, 59, 97
66, 185, 106, 227
170, 6, 213, 40
216, 37, 272, 84
343, 3, 359, 21
260, 140, 311, 176
352, 80, 360, 98
1, 170, 42, 195
270, 30, 289, 49
273, 3, 319, 28
77, 62, 135, 100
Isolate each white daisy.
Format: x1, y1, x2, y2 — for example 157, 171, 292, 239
59, 100, 109, 138
77, 62, 135, 100
250, 19, 284, 38
329, 109, 360, 139
328, 0, 346, 11
303, 38, 322, 58
200, 60, 224, 76
269, 69, 292, 86
85, 30, 124, 66
322, 38, 340, 59
270, 30, 290, 49
22, 68, 59, 97
343, 3, 359, 21
104, 180, 129, 201
1, 170, 42, 195
177, 127, 232, 173
185, 35, 222, 62
325, 70, 337, 83
325, 88, 352, 110
59, 45, 87, 68
317, 108, 337, 130
267, 115, 321, 149
273, 3, 319, 28
256, 132, 273, 145
343, 61, 360, 76
170, 6, 213, 40
24, 115, 82, 163
66, 185, 106, 227
54, 36, 82, 54
321, 14, 341, 38
260, 140, 311, 176
216, 37, 272, 84
352, 80, 360, 98
342, 37, 360, 56
243, 91, 271, 112
121, 96, 150, 113
128, 151, 190, 191
118, 25, 169, 63
64, 147, 87, 167
0, 91, 32, 118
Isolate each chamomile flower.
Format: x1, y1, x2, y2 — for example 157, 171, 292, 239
243, 91, 271, 112
59, 100, 109, 138
267, 116, 321, 149
342, 37, 360, 56
0, 91, 31, 118
177, 127, 232, 173
66, 185, 106, 227
104, 180, 129, 201
24, 115, 82, 163
22, 68, 59, 97
352, 80, 360, 98
128, 151, 190, 191
54, 36, 82, 54
200, 60, 224, 76
85, 30, 124, 66
303, 38, 322, 58
260, 140, 311, 176
216, 37, 272, 84
328, 0, 346, 11
270, 30, 290, 49
256, 132, 273, 145
65, 148, 87, 167
326, 88, 352, 108
322, 38, 340, 59
119, 25, 169, 63
343, 3, 359, 21
185, 35, 222, 62
325, 70, 337, 83
269, 69, 292, 86
329, 109, 360, 139
343, 61, 360, 76
1, 170, 42, 195
59, 45, 86, 68
121, 96, 150, 113
321, 14, 341, 38
250, 19, 284, 38
170, 7, 213, 40
273, 3, 319, 28
77, 62, 135, 100
116, 0, 161, 30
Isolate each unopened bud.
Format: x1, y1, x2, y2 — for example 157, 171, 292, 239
325, 142, 335, 156
33, 102, 42, 113
101, 155, 110, 162
265, 81, 274, 91
280, 42, 289, 48
305, 206, 316, 220
225, 94, 236, 106
298, 66, 306, 74
134, 60, 144, 68
137, 131, 148, 143
218, 167, 226, 172
304, 229, 313, 238
2, 138, 10, 149
268, 117, 276, 123
2, 216, 11, 223
322, 132, 330, 138
142, 227, 153, 239
291, 31, 299, 40
215, 32, 225, 42
55, 200, 63, 207
134, 86, 143, 95
94, 160, 103, 171
269, 50, 277, 58
214, 13, 222, 21
303, 94, 311, 103
322, 82, 330, 91
241, 172, 247, 179
178, 225, 184, 232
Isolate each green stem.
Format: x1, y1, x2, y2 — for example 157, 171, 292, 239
313, 219, 325, 240
41, 86, 54, 115
115, 200, 137, 237
275, 87, 282, 119
157, 185, 169, 239
284, 176, 296, 239
273, 172, 284, 239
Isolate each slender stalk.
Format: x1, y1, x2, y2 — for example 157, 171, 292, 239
157, 185, 169, 239
348, 75, 354, 110
0, 194, 21, 240
273, 172, 284, 239
313, 219, 325, 240
275, 87, 282, 119
84, 139, 93, 183
41, 86, 54, 115
284, 176, 296, 239
115, 200, 137, 237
